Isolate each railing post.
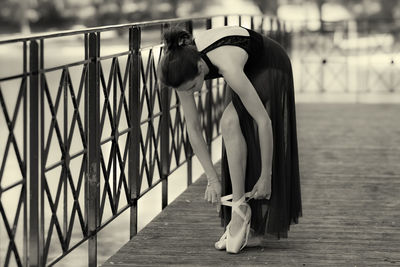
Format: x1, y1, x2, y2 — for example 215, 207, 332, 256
283, 22, 289, 50
205, 18, 213, 155
129, 27, 141, 238
86, 32, 100, 267
161, 24, 170, 209
185, 21, 193, 186
251, 16, 254, 30
270, 18, 274, 39
186, 20, 193, 36
29, 39, 41, 267
276, 19, 282, 44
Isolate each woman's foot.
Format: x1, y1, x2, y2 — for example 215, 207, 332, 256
215, 227, 262, 250
225, 195, 252, 253
229, 204, 249, 236
214, 192, 253, 251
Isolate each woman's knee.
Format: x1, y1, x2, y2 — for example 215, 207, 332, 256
221, 104, 241, 139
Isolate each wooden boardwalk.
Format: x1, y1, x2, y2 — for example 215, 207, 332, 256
102, 103, 400, 266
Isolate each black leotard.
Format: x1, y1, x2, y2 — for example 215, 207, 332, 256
193, 27, 264, 80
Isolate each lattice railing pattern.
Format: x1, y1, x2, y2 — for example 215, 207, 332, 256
97, 54, 132, 223
0, 14, 302, 267
40, 52, 89, 263
138, 47, 163, 190
290, 19, 400, 95
0, 70, 27, 267
4, 14, 399, 267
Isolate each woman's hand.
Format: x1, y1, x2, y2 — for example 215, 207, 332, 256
204, 178, 222, 212
250, 174, 271, 200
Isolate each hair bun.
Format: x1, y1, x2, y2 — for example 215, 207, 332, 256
163, 27, 193, 51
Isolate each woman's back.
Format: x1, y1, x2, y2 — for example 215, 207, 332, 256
193, 26, 249, 51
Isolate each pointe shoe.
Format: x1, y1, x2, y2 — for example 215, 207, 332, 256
215, 192, 253, 253
214, 222, 229, 250
214, 192, 253, 251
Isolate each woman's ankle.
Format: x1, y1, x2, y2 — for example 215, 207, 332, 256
232, 192, 246, 202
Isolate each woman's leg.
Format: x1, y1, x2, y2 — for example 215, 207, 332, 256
220, 102, 248, 234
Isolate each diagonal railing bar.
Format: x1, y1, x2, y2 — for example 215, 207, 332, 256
99, 143, 118, 221
300, 62, 323, 90
168, 113, 179, 165
143, 117, 158, 187
138, 55, 163, 187
109, 57, 124, 210
42, 170, 67, 262
169, 105, 185, 166
42, 72, 67, 165
139, 114, 153, 180
112, 137, 130, 210
99, 60, 118, 139
64, 160, 87, 248
112, 58, 130, 133
147, 54, 163, 177
0, 186, 24, 267
0, 80, 26, 181
99, 133, 130, 219
1, 180, 24, 193
368, 65, 393, 92
146, 111, 162, 185
175, 106, 186, 160
139, 59, 148, 118
0, 203, 22, 266
98, 141, 131, 217
142, 51, 156, 122
97, 59, 131, 219
66, 66, 87, 149
98, 63, 111, 137
123, 73, 132, 124
108, 61, 132, 210
325, 67, 348, 89
298, 32, 324, 58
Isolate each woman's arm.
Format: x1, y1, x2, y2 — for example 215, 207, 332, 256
217, 48, 273, 181
225, 69, 273, 179
176, 90, 219, 182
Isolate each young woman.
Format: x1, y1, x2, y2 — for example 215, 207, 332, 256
157, 25, 302, 254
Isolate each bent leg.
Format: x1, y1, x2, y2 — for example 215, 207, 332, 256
221, 102, 249, 235
221, 102, 247, 202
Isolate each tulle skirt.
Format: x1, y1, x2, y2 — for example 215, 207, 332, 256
219, 35, 302, 239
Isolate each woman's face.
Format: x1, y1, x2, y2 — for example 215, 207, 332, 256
176, 60, 206, 94
176, 72, 204, 95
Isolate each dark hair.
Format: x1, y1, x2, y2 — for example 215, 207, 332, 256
158, 27, 201, 88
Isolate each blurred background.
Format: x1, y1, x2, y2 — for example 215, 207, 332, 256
1, 0, 399, 36
1, 1, 400, 267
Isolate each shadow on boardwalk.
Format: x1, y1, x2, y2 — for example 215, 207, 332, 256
102, 103, 400, 266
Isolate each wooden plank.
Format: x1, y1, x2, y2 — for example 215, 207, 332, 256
102, 104, 400, 266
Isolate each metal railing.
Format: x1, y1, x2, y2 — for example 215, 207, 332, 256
0, 15, 291, 267
288, 18, 400, 96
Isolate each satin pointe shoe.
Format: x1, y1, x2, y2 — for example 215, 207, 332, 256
214, 192, 253, 252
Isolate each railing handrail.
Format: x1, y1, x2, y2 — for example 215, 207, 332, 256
0, 14, 274, 44
1, 14, 284, 267
3, 14, 400, 45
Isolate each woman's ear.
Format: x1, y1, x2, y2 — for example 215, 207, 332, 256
197, 60, 203, 74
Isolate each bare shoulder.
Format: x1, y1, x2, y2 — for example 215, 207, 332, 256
209, 46, 248, 75
194, 26, 249, 51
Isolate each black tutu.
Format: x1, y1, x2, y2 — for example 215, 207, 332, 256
195, 27, 302, 239
218, 35, 302, 239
